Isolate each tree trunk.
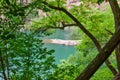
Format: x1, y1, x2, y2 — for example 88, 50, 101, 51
75, 29, 120, 80
43, 1, 119, 79
109, 0, 120, 73
113, 73, 120, 80
0, 50, 7, 80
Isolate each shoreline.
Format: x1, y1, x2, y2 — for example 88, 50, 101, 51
43, 39, 82, 46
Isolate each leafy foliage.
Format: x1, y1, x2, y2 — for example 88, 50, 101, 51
0, 0, 56, 80
0, 0, 117, 80
37, 1, 115, 79
7, 31, 56, 80
75, 6, 114, 54
48, 61, 79, 80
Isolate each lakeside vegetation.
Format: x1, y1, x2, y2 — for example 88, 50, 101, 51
0, 0, 120, 80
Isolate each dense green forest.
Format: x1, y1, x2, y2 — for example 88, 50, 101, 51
0, 0, 120, 80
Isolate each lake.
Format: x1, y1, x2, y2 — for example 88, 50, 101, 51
44, 29, 76, 64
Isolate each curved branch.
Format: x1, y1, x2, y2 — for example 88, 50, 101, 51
76, 28, 120, 80
38, 23, 77, 32
42, 1, 117, 75
42, 1, 101, 51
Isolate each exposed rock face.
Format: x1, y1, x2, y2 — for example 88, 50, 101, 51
43, 39, 82, 46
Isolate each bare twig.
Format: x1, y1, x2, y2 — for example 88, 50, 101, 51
105, 28, 114, 35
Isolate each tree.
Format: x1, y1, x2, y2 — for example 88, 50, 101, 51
1, 0, 119, 79
0, 0, 56, 80
39, 0, 120, 79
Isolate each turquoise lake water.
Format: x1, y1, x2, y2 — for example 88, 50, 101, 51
44, 44, 76, 64
44, 29, 76, 64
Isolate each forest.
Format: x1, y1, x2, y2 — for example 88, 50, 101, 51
0, 0, 120, 80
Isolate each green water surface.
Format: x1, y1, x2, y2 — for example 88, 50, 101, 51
44, 29, 76, 64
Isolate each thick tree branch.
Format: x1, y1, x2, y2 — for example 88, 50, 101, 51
42, 1, 101, 51
76, 28, 120, 80
109, 0, 120, 30
42, 1, 117, 75
109, 0, 120, 74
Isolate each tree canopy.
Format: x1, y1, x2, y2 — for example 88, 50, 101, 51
0, 0, 120, 80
